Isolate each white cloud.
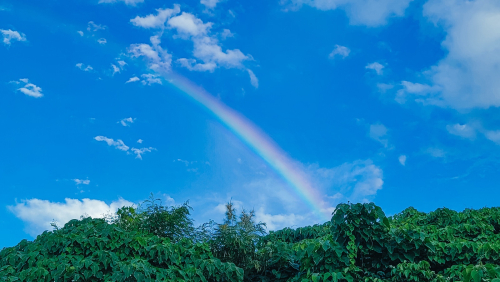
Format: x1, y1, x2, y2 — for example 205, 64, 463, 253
176, 58, 217, 72
395, 81, 441, 104
1, 29, 26, 45
87, 21, 106, 32
167, 12, 213, 37
365, 62, 384, 75
98, 0, 144, 6
137, 139, 143, 143
398, 155, 406, 166
111, 64, 120, 75
76, 63, 93, 72
369, 123, 388, 147
328, 45, 350, 59
73, 179, 90, 185
119, 117, 135, 126
191, 36, 249, 69
446, 123, 476, 139
254, 208, 306, 230
201, 0, 221, 9
283, 0, 413, 26
401, 0, 500, 109
130, 5, 180, 29
12, 78, 43, 98
312, 160, 384, 202
221, 29, 234, 40
94, 136, 130, 151
77, 30, 84, 36
247, 69, 259, 88
129, 36, 172, 72
117, 60, 127, 68
425, 147, 446, 158
8, 198, 133, 236
141, 73, 162, 85
131, 147, 156, 159
97, 38, 107, 45
126, 76, 140, 83
485, 130, 500, 144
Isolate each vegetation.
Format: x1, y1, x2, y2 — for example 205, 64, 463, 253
3, 196, 500, 281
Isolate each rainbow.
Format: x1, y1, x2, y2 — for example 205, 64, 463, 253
163, 72, 330, 221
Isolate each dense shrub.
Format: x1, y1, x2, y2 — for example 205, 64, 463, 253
3, 198, 500, 281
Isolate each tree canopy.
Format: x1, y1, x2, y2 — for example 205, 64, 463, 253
3, 197, 500, 281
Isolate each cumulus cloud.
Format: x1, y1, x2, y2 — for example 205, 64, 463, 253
201, 0, 221, 9
282, 0, 413, 26
137, 139, 143, 143
365, 62, 384, 75
247, 69, 259, 88
76, 63, 93, 72
111, 64, 120, 75
140, 73, 162, 85
221, 29, 234, 40
11, 78, 43, 98
446, 123, 476, 139
398, 155, 407, 166
129, 36, 172, 72
97, 38, 107, 45
77, 30, 84, 36
126, 76, 140, 83
399, 0, 500, 109
1, 29, 26, 45
131, 7, 252, 79
98, 0, 144, 6
8, 198, 133, 236
369, 123, 389, 147
94, 136, 130, 151
167, 12, 213, 37
130, 5, 181, 29
119, 117, 135, 126
328, 45, 350, 59
73, 179, 90, 185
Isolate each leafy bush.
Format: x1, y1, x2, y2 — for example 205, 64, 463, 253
3, 199, 500, 281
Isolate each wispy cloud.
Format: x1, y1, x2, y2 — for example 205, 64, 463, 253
99, 0, 144, 6
328, 45, 350, 59
446, 123, 476, 139
76, 63, 93, 72
365, 62, 384, 75
11, 78, 43, 98
282, 0, 412, 26
119, 117, 135, 126
398, 155, 407, 166
73, 179, 90, 185
97, 38, 107, 45
131, 147, 156, 159
8, 198, 133, 236
247, 69, 259, 88
201, 0, 221, 9
1, 29, 26, 45
140, 74, 162, 85
94, 136, 130, 151
369, 123, 389, 147
87, 21, 106, 32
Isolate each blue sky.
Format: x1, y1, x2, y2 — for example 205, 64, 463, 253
2, 0, 500, 247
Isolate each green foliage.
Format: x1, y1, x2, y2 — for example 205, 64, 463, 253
109, 194, 196, 242
3, 199, 500, 281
